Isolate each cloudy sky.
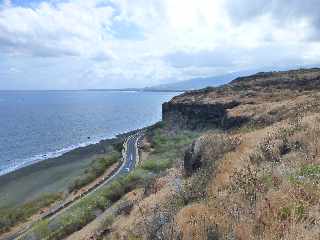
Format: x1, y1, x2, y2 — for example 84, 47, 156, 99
0, 0, 319, 89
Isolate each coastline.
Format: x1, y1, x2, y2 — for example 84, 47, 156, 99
0, 127, 144, 208
0, 128, 143, 178
0, 138, 115, 177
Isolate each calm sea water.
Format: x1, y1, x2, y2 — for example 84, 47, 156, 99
0, 90, 178, 175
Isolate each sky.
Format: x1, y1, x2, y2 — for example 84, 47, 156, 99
0, 0, 320, 90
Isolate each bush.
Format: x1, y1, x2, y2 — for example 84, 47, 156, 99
68, 151, 120, 192
145, 128, 198, 176
140, 159, 171, 173
231, 166, 259, 206
249, 122, 302, 165
278, 203, 306, 221
150, 128, 198, 155
300, 164, 320, 178
290, 164, 320, 185
183, 134, 240, 203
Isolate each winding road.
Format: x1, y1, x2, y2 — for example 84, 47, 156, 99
1, 132, 143, 240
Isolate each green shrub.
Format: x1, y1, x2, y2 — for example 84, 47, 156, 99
260, 173, 274, 190
140, 159, 171, 173
113, 141, 125, 153
146, 128, 198, 175
299, 164, 320, 178
289, 164, 320, 185
68, 151, 120, 192
151, 129, 197, 156
279, 206, 291, 220
33, 220, 50, 239
102, 215, 114, 226
278, 203, 306, 221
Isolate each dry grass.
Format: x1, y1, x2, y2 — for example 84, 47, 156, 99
98, 114, 320, 240
173, 115, 320, 240
107, 169, 183, 240
65, 189, 145, 240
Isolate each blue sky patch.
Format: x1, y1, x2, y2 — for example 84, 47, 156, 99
111, 20, 145, 40
10, 0, 45, 7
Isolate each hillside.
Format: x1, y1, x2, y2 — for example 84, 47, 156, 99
6, 67, 320, 240
112, 67, 320, 239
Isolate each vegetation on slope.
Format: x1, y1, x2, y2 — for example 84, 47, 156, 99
140, 125, 198, 173
68, 151, 121, 192
0, 193, 62, 234
19, 123, 199, 240
0, 144, 122, 236
20, 169, 152, 240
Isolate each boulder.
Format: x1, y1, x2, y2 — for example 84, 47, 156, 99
184, 139, 203, 176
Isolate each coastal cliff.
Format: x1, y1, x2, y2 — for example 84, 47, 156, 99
162, 68, 320, 130
162, 101, 240, 130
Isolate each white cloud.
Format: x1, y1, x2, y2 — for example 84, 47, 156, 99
0, 0, 319, 89
0, 0, 114, 58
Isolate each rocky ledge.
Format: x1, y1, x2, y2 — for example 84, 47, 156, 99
162, 100, 242, 130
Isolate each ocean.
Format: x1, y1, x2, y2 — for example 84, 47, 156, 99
0, 90, 178, 176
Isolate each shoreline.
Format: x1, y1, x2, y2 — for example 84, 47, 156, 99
0, 138, 113, 177
0, 127, 144, 178
0, 126, 146, 208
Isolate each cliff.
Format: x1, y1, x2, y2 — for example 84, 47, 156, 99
162, 68, 320, 130
162, 100, 242, 130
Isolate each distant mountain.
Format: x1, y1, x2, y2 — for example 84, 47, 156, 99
144, 70, 256, 91
144, 64, 320, 91
87, 65, 320, 93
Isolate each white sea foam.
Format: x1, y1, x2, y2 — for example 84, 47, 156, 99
0, 135, 116, 177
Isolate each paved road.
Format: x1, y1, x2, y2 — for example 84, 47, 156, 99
1, 133, 143, 240
46, 132, 143, 220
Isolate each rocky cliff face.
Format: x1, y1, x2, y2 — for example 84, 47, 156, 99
162, 100, 246, 130
162, 101, 238, 130
162, 68, 320, 130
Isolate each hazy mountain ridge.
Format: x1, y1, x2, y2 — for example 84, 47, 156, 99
143, 71, 253, 91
